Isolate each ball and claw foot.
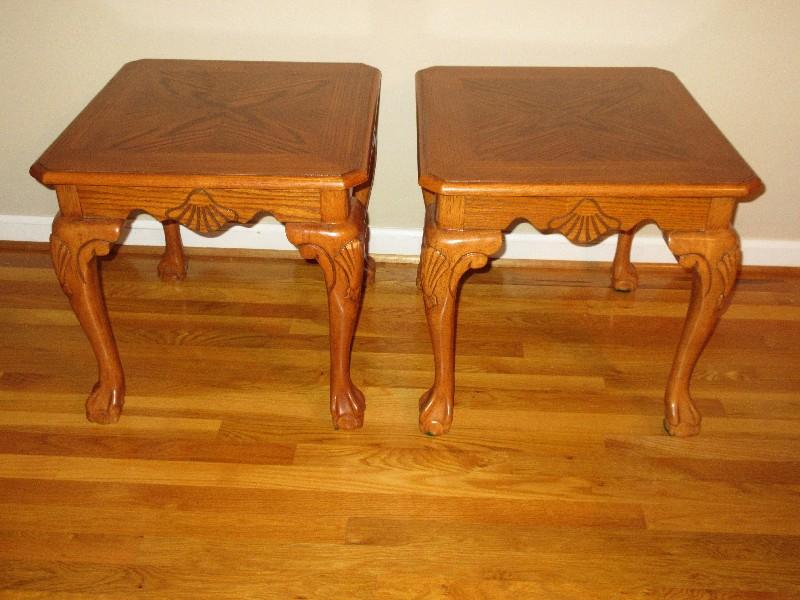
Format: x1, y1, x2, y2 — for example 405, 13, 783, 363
612, 262, 639, 292
85, 381, 124, 424
664, 418, 701, 437
157, 253, 187, 282
418, 388, 453, 436
664, 392, 702, 437
331, 384, 366, 430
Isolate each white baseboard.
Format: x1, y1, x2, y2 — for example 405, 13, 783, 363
1, 213, 798, 266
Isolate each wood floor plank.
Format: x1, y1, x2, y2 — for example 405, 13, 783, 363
120, 537, 800, 592
373, 578, 785, 600
0, 412, 220, 435
0, 431, 294, 465
0, 531, 141, 565
0, 502, 348, 543
0, 480, 645, 529
0, 560, 377, 599
344, 518, 800, 563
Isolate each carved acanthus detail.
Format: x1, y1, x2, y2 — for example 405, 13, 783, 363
418, 246, 491, 313
285, 200, 367, 307
50, 215, 124, 298
291, 238, 365, 304
548, 198, 621, 244
716, 248, 741, 304
333, 239, 364, 300
51, 236, 72, 295
166, 189, 239, 233
668, 229, 742, 311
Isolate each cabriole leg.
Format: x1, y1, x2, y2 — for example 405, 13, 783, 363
357, 184, 376, 286
665, 228, 741, 436
50, 213, 126, 423
612, 231, 638, 291
417, 205, 503, 435
365, 256, 376, 286
286, 201, 368, 430
158, 220, 187, 281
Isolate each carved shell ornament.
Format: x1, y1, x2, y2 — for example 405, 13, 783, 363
166, 189, 239, 233
548, 198, 621, 244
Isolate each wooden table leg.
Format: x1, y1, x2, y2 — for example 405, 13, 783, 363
612, 231, 638, 292
665, 228, 741, 436
365, 256, 376, 286
158, 220, 188, 281
50, 213, 126, 423
354, 184, 376, 287
417, 208, 503, 435
286, 201, 368, 430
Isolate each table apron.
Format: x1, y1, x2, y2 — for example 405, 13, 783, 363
68, 185, 322, 232
457, 195, 730, 241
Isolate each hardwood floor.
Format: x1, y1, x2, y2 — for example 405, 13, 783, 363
0, 242, 798, 599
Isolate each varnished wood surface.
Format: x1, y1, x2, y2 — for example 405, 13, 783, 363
31, 60, 381, 189
416, 67, 762, 198
1, 243, 799, 599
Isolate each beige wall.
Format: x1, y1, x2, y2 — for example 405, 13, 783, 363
2, 0, 798, 242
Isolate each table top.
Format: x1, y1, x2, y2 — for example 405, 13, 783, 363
31, 60, 380, 190
416, 67, 761, 198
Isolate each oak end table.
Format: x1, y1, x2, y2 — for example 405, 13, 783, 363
415, 66, 762, 436
31, 59, 380, 430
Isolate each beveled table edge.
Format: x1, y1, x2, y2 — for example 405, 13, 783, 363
417, 174, 765, 200
30, 164, 372, 191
